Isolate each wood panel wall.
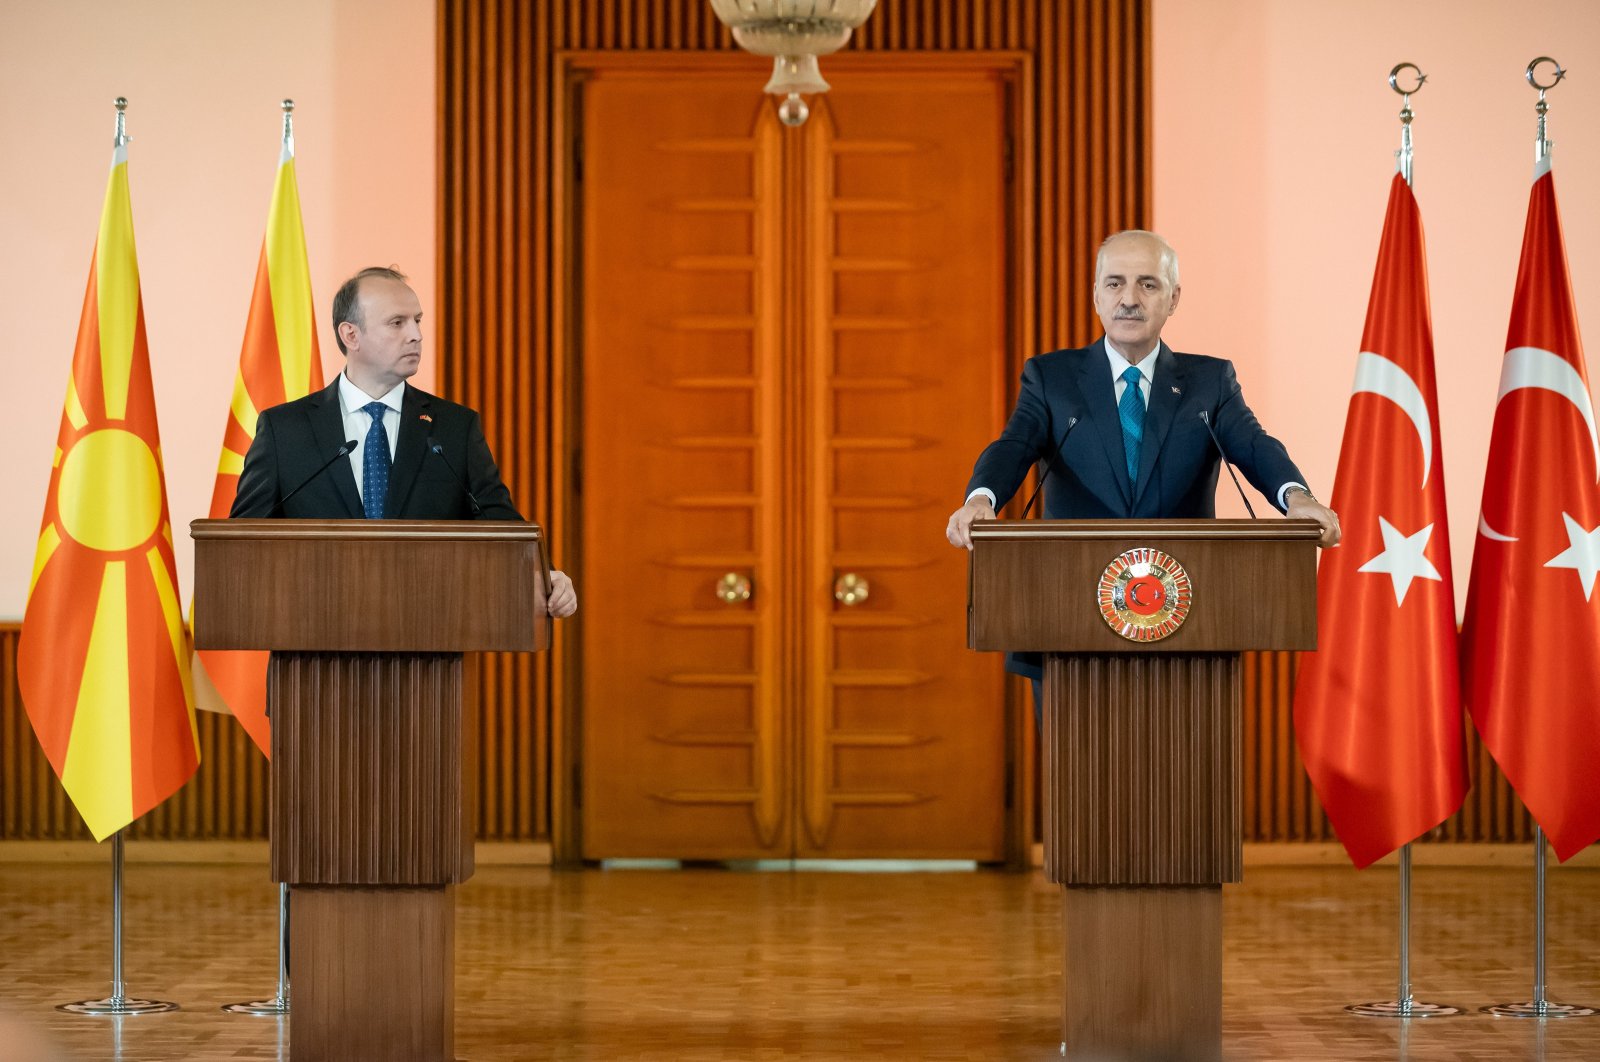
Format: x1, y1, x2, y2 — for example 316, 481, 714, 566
0, 4, 1532, 851
0, 624, 1536, 844
436, 0, 1159, 851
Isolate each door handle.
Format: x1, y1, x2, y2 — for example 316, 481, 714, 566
715, 572, 753, 604
833, 572, 869, 607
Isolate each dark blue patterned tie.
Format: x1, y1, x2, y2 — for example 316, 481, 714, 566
361, 400, 391, 519
1118, 365, 1145, 487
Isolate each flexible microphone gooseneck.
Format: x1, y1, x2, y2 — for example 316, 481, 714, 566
1020, 416, 1080, 519
427, 437, 483, 516
1198, 410, 1257, 518
273, 439, 359, 516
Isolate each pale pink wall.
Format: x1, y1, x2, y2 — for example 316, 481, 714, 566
0, 0, 436, 618
1153, 0, 1600, 614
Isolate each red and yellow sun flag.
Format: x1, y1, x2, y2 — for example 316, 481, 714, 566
192, 116, 324, 756
19, 135, 199, 841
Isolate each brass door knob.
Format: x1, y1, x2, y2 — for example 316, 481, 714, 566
716, 572, 753, 604
833, 572, 869, 607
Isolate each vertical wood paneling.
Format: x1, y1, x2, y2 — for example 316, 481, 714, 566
0, 630, 1544, 847
439, 0, 1158, 850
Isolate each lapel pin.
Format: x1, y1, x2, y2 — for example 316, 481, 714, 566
1170, 386, 1182, 395
419, 413, 433, 423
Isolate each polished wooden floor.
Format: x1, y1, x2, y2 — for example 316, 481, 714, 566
0, 860, 1596, 1060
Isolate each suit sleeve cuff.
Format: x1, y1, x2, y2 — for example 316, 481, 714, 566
966, 488, 998, 509
1277, 482, 1309, 511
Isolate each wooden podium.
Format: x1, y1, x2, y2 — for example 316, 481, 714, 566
191, 519, 550, 1062
968, 519, 1317, 1061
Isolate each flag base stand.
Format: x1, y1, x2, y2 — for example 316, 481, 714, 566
221, 998, 288, 1017
1483, 1001, 1596, 1019
1347, 999, 1460, 1018
223, 884, 291, 1016
59, 996, 179, 1017
58, 833, 179, 1017
1344, 845, 1463, 1019
1481, 828, 1597, 1020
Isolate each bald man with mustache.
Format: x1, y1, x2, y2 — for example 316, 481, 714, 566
946, 229, 1338, 685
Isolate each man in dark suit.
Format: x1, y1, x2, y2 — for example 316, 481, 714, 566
946, 230, 1335, 680
232, 265, 577, 617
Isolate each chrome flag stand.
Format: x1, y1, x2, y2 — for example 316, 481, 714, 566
222, 883, 291, 1015
1344, 68, 1459, 1021
1346, 843, 1460, 1018
58, 832, 180, 1016
1483, 826, 1595, 1019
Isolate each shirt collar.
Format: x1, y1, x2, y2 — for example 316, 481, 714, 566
339, 373, 406, 415
1104, 337, 1160, 383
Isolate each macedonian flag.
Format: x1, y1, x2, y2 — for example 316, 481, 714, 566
19, 133, 200, 841
193, 111, 324, 756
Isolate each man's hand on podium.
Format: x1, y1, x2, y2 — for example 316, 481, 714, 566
547, 570, 578, 617
1285, 489, 1341, 548
945, 497, 997, 550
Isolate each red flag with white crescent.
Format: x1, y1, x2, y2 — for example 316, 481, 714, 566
1462, 157, 1600, 862
1294, 172, 1468, 868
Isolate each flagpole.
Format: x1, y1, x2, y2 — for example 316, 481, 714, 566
219, 99, 300, 1021
223, 883, 291, 1016
58, 831, 180, 1016
1345, 66, 1459, 1021
1477, 57, 1596, 1024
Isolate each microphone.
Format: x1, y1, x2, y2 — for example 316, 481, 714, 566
1198, 410, 1257, 518
427, 436, 483, 516
273, 439, 358, 516
1020, 416, 1079, 518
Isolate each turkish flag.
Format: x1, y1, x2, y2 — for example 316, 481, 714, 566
1462, 159, 1600, 862
1294, 172, 1468, 869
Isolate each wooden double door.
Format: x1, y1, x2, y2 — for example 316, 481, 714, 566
578, 59, 1014, 860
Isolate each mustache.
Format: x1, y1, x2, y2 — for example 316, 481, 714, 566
1113, 310, 1146, 321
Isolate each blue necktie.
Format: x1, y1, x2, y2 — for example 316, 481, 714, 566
361, 400, 391, 519
1118, 365, 1145, 487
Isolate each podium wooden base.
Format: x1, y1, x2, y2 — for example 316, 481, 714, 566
290, 886, 456, 1062
1062, 885, 1221, 1062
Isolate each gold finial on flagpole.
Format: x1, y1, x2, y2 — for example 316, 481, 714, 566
113, 97, 129, 148
1388, 63, 1425, 187
1526, 57, 1566, 164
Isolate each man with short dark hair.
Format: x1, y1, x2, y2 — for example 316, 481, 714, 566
232, 266, 576, 617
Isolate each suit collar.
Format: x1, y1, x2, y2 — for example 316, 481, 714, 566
1131, 343, 1185, 509
307, 377, 364, 517
384, 384, 433, 517
1079, 345, 1134, 507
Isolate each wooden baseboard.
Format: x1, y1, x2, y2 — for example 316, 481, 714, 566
0, 840, 553, 866
1032, 842, 1600, 869
5, 840, 1587, 870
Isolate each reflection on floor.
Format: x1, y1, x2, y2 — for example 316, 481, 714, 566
0, 860, 1596, 1060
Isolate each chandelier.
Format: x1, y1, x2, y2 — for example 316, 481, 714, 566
709, 0, 879, 126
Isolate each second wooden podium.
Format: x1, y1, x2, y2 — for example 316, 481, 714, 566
191, 519, 550, 1062
969, 519, 1317, 1061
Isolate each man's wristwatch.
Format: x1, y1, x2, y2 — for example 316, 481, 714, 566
1284, 486, 1317, 505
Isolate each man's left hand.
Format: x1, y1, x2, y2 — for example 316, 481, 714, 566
547, 570, 578, 617
1286, 491, 1341, 548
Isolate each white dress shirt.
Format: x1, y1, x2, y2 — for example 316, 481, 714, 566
338, 374, 403, 505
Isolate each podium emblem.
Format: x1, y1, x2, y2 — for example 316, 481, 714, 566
1097, 547, 1193, 641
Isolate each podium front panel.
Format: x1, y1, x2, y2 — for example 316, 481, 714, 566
968, 519, 1318, 654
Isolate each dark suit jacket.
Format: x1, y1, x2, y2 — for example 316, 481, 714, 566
230, 378, 522, 520
966, 339, 1307, 677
